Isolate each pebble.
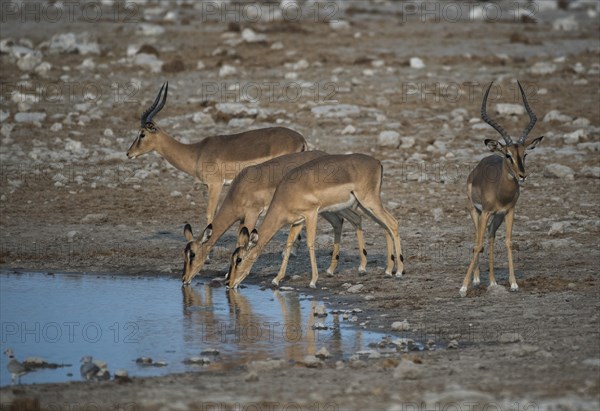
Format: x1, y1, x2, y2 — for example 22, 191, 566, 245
183, 356, 210, 365
170, 191, 182, 197
215, 103, 258, 118
50, 123, 63, 132
81, 213, 109, 224
377, 131, 400, 148
219, 64, 237, 77
528, 62, 557, 75
581, 166, 600, 178
341, 125, 356, 135
448, 340, 459, 349
548, 221, 570, 236
17, 51, 42, 72
544, 110, 572, 123
543, 163, 575, 179
410, 57, 425, 69
312, 322, 328, 330
399, 137, 415, 149
314, 305, 327, 317
498, 333, 523, 343
0, 110, 9, 122
391, 320, 410, 331
311, 104, 360, 118
244, 371, 259, 382
15, 112, 46, 124
303, 355, 322, 368
137, 24, 165, 36
329, 20, 350, 30
553, 15, 579, 31
241, 28, 267, 43
347, 284, 364, 294
315, 347, 331, 359
563, 129, 586, 144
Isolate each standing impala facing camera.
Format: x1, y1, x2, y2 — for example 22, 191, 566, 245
127, 82, 307, 225
460, 81, 544, 297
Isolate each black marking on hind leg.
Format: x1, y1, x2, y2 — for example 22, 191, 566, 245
391, 254, 395, 261
400, 254, 404, 262
297, 234, 302, 241
335, 254, 340, 260
362, 249, 367, 256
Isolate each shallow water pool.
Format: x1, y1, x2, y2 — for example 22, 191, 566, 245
0, 271, 401, 386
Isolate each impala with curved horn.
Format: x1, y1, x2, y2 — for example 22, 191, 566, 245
127, 82, 308, 225
460, 81, 544, 297
181, 150, 369, 286
226, 153, 404, 290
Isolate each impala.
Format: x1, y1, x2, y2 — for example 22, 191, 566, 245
226, 153, 404, 289
182, 150, 368, 285
127, 82, 307, 224
460, 81, 543, 297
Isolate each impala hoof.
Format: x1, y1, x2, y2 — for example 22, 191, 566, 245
510, 283, 519, 292
459, 286, 467, 298
395, 271, 403, 278
326, 269, 334, 276
358, 266, 367, 274
473, 278, 480, 286
271, 279, 279, 287
309, 282, 316, 289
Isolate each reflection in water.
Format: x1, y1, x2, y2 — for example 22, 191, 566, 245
1, 272, 393, 386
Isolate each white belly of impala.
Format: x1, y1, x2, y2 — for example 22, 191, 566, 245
320, 194, 357, 213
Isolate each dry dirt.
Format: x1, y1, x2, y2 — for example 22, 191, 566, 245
1, 1, 599, 410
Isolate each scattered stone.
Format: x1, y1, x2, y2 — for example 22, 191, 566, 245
314, 305, 327, 317
315, 347, 331, 359
544, 163, 575, 179
170, 191, 182, 198
196, 60, 206, 70
244, 371, 259, 382
114, 369, 131, 383
495, 103, 525, 116
133, 53, 163, 73
183, 356, 210, 365
228, 118, 255, 128
582, 358, 600, 367
498, 333, 523, 343
432, 208, 443, 222
192, 112, 215, 125
17, 51, 42, 72
341, 125, 356, 135
135, 357, 152, 365
219, 64, 237, 77
399, 137, 415, 149
303, 355, 322, 368
347, 284, 364, 294
241, 28, 267, 43
563, 129, 586, 144
311, 104, 360, 118
377, 131, 400, 148
14, 112, 46, 124
67, 231, 79, 242
81, 213, 109, 224
581, 166, 600, 178
447, 339, 459, 349
329, 20, 350, 30
393, 361, 423, 380
49, 32, 99, 55
553, 15, 579, 31
271, 42, 283, 50
200, 349, 220, 356
137, 24, 165, 36
103, 128, 114, 138
312, 322, 328, 330
215, 103, 258, 118
541, 238, 575, 251
391, 320, 410, 331
548, 221, 570, 236
0, 110, 9, 122
528, 62, 557, 75
409, 57, 425, 69
571, 117, 590, 127
543, 110, 572, 123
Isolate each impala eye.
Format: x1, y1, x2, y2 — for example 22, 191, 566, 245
190, 252, 195, 260
236, 257, 242, 265
505, 153, 512, 160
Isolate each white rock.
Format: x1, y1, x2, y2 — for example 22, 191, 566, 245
341, 125, 356, 135
0, 111, 9, 122
329, 20, 350, 30
49, 33, 99, 55
34, 62, 52, 76
377, 131, 400, 148
288, 59, 309, 71
391, 320, 410, 331
543, 163, 574, 179
137, 24, 165, 36
528, 62, 557, 75
79, 58, 96, 70
315, 347, 331, 359
314, 305, 327, 317
192, 112, 215, 125
228, 118, 255, 128
563, 129, 586, 144
347, 284, 364, 294
311, 104, 360, 118
284, 72, 298, 80
81, 213, 108, 224
17, 51, 42, 72
50, 122, 63, 132
103, 128, 114, 138
432, 207, 443, 221
543, 110, 573, 123
495, 103, 525, 116
571, 117, 590, 127
219, 64, 236, 77
133, 53, 163, 73
410, 57, 425, 69
553, 15, 579, 31
548, 221, 570, 236
399, 137, 415, 149
15, 112, 46, 124
271, 42, 284, 50
581, 166, 600, 178
67, 231, 79, 242
302, 355, 322, 368
170, 191, 182, 197
196, 60, 206, 70
216, 103, 258, 117
241, 28, 267, 43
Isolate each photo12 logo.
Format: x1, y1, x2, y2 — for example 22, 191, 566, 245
1, 1, 142, 23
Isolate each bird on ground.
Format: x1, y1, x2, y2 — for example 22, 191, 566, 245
3, 348, 29, 385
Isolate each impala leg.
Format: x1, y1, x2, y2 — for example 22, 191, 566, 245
205, 184, 223, 226
469, 208, 481, 286
321, 212, 343, 276
505, 208, 518, 291
356, 198, 403, 277
488, 236, 496, 286
272, 224, 303, 287
344, 211, 367, 273
304, 211, 320, 289
461, 211, 490, 297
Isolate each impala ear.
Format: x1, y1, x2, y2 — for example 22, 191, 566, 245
238, 227, 250, 248
248, 229, 259, 249
526, 136, 544, 150
484, 139, 504, 153
200, 224, 213, 244
184, 224, 193, 241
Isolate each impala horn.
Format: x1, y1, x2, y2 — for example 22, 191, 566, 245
516, 80, 537, 144
140, 82, 168, 127
481, 82, 513, 146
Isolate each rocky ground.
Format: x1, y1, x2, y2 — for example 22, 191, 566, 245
1, 0, 599, 410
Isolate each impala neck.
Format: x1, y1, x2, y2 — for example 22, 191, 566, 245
155, 132, 199, 177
